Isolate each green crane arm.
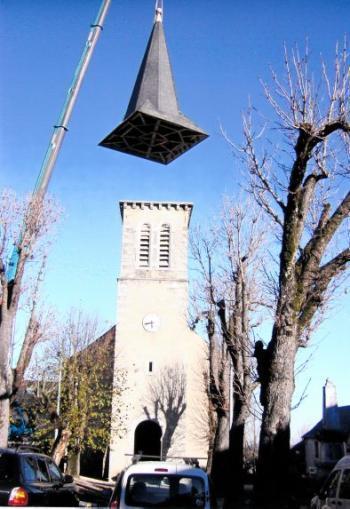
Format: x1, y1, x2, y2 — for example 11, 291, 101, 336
35, 0, 111, 195
6, 0, 111, 282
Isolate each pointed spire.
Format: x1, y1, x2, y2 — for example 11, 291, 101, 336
124, 9, 178, 121
99, 2, 208, 165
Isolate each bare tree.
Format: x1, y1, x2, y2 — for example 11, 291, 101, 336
190, 232, 230, 489
203, 310, 230, 478
12, 264, 56, 402
8, 302, 56, 445
11, 343, 61, 447
144, 364, 186, 459
233, 44, 350, 500
191, 198, 266, 499
0, 190, 60, 446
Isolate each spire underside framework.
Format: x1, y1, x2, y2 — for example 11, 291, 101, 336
99, 4, 208, 164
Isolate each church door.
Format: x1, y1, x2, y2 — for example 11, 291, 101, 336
134, 420, 162, 460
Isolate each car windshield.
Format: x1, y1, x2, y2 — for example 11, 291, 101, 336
125, 474, 205, 508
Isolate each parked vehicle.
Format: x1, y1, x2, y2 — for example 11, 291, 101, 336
0, 447, 79, 506
109, 459, 213, 508
311, 455, 350, 509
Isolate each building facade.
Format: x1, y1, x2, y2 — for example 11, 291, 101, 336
109, 201, 208, 476
293, 380, 350, 481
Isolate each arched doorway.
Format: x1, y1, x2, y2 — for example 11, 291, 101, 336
134, 420, 162, 460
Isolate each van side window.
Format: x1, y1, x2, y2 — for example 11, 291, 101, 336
339, 469, 350, 499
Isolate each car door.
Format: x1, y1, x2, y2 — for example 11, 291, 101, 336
0, 452, 18, 506
21, 455, 51, 506
337, 468, 350, 509
36, 456, 56, 505
45, 458, 77, 507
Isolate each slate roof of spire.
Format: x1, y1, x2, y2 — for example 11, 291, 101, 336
125, 20, 179, 120
99, 7, 208, 164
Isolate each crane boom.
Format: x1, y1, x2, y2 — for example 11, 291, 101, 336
6, 0, 111, 282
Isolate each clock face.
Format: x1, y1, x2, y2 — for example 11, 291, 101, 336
142, 314, 160, 332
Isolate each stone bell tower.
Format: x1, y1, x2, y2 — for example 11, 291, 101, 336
109, 201, 208, 476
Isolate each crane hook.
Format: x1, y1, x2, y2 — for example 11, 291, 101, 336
154, 0, 163, 22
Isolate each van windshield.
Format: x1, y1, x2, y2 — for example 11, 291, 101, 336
125, 474, 205, 508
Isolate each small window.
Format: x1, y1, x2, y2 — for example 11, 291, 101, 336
149, 362, 153, 372
159, 224, 170, 268
22, 457, 38, 482
46, 459, 62, 482
139, 224, 151, 267
36, 458, 50, 482
314, 441, 320, 459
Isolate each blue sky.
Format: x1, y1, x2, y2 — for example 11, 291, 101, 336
1, 0, 349, 441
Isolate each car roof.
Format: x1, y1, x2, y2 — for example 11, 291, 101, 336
334, 455, 350, 470
124, 461, 208, 478
0, 448, 17, 455
0, 448, 51, 460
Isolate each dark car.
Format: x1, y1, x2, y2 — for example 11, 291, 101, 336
0, 447, 79, 506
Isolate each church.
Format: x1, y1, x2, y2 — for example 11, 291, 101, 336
100, 2, 210, 477
108, 201, 209, 476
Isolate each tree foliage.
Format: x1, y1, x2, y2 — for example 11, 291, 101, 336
20, 311, 125, 476
61, 315, 113, 450
50, 312, 122, 473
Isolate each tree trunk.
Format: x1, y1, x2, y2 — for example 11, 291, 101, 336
0, 310, 15, 447
230, 406, 247, 494
206, 407, 216, 475
52, 428, 71, 466
67, 449, 80, 476
256, 318, 298, 503
0, 399, 10, 447
211, 411, 230, 499
223, 396, 251, 508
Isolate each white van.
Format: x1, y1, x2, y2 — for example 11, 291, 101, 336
311, 455, 350, 509
109, 460, 213, 509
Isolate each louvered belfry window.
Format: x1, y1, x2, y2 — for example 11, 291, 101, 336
139, 224, 151, 267
159, 224, 170, 268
